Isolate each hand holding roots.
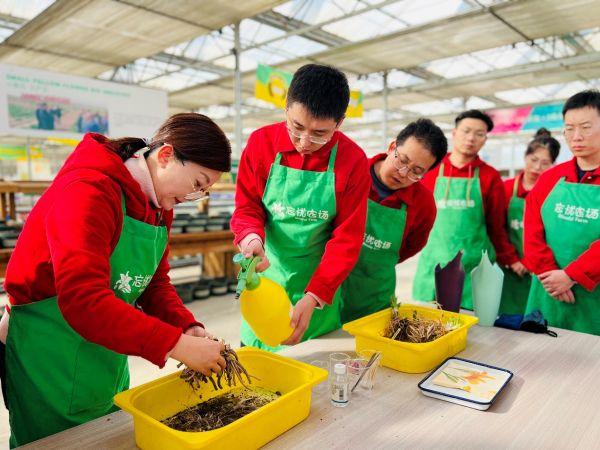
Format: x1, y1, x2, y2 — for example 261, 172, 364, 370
178, 340, 255, 391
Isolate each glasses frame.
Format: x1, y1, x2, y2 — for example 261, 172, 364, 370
393, 147, 425, 182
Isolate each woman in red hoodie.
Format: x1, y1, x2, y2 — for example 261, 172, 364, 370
0, 113, 231, 447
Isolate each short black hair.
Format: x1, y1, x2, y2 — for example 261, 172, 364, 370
562, 89, 600, 117
455, 109, 494, 132
396, 118, 448, 169
287, 64, 350, 122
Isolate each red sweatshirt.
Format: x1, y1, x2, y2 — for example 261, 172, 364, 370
421, 153, 519, 266
369, 153, 437, 263
523, 158, 600, 291
503, 173, 530, 209
4, 133, 201, 367
230, 121, 370, 303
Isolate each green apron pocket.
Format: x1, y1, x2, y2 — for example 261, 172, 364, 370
69, 341, 127, 415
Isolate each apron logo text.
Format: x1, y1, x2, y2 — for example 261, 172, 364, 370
271, 201, 329, 222
510, 219, 524, 230
437, 199, 475, 209
114, 271, 152, 294
363, 233, 392, 250
554, 202, 598, 224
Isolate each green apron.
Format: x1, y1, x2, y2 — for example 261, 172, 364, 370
499, 174, 531, 315
240, 144, 342, 351
341, 199, 406, 323
412, 164, 495, 310
6, 196, 167, 447
526, 177, 600, 335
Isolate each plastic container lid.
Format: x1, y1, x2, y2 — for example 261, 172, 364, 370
334, 363, 346, 375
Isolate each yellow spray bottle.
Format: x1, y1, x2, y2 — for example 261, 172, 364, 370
234, 253, 294, 347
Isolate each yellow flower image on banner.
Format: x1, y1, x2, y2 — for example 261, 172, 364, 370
346, 90, 363, 118
255, 64, 293, 109
255, 64, 363, 117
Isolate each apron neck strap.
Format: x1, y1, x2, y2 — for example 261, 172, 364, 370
513, 173, 520, 197
273, 142, 338, 169
120, 194, 127, 216
327, 142, 338, 172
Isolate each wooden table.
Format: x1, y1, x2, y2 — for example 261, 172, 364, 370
0, 231, 236, 278
20, 325, 600, 449
0, 181, 51, 220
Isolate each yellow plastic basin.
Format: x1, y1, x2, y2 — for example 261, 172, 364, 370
114, 347, 327, 449
343, 306, 478, 374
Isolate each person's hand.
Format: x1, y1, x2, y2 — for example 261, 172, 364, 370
510, 261, 529, 277
170, 334, 226, 376
553, 288, 576, 304
184, 325, 213, 339
539, 270, 575, 297
239, 233, 270, 272
281, 294, 318, 345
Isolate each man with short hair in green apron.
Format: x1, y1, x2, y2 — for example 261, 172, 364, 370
413, 110, 524, 310
231, 64, 370, 349
523, 90, 600, 335
341, 119, 447, 323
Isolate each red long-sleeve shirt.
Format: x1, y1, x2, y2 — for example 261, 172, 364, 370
421, 153, 519, 266
230, 121, 370, 303
503, 173, 530, 209
369, 153, 437, 263
523, 158, 600, 291
4, 134, 201, 367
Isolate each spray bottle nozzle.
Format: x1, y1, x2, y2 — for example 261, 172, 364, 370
233, 253, 262, 297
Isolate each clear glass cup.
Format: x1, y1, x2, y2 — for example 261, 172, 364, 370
357, 349, 381, 390
310, 360, 329, 395
328, 352, 350, 374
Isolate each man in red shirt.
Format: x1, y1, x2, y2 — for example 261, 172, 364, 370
413, 110, 523, 310
231, 64, 370, 349
340, 119, 447, 323
524, 90, 600, 335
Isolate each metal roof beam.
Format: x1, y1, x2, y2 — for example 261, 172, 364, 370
252, 10, 348, 47
150, 52, 233, 77
364, 51, 600, 100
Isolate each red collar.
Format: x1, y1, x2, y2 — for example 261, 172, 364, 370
369, 152, 419, 205
443, 153, 484, 170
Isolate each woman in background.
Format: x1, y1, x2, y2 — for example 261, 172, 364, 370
499, 128, 560, 314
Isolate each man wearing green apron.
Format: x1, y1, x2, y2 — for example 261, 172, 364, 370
523, 90, 600, 335
413, 110, 524, 310
341, 119, 447, 323
231, 64, 370, 349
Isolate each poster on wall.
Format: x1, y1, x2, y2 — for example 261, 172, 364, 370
0, 63, 168, 139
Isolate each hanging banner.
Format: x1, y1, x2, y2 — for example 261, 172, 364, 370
255, 64, 363, 117
0, 63, 168, 139
487, 102, 564, 135
346, 90, 364, 118
521, 103, 564, 132
255, 64, 293, 109
487, 106, 532, 135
